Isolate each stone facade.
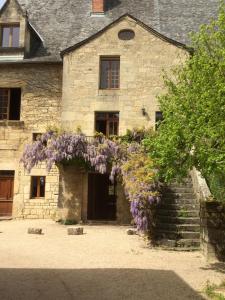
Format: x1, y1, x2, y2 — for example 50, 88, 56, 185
191, 169, 225, 262
62, 16, 187, 135
0, 64, 62, 219
0, 6, 188, 223
201, 202, 225, 262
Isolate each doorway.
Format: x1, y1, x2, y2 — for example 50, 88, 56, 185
0, 171, 14, 217
87, 173, 117, 220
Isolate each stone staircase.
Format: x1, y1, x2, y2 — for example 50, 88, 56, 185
155, 178, 201, 251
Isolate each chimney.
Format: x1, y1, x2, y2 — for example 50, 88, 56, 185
92, 0, 105, 14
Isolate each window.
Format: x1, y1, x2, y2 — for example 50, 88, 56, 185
0, 88, 21, 120
31, 176, 46, 198
95, 112, 119, 136
100, 57, 120, 89
118, 29, 135, 40
32, 133, 47, 146
33, 133, 42, 142
155, 111, 163, 130
0, 24, 20, 47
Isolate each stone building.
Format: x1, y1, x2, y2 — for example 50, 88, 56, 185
0, 0, 219, 222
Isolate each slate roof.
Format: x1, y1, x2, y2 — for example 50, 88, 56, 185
4, 0, 221, 61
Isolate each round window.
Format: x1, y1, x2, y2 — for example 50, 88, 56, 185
118, 29, 135, 40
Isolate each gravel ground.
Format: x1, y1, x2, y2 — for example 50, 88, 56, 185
0, 220, 224, 300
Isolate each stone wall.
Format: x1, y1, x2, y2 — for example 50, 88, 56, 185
117, 183, 131, 224
57, 165, 131, 224
0, 64, 62, 130
58, 165, 86, 222
14, 163, 60, 219
62, 15, 187, 134
0, 63, 62, 219
201, 202, 225, 262
191, 169, 225, 262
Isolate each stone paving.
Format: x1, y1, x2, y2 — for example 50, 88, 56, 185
0, 220, 224, 300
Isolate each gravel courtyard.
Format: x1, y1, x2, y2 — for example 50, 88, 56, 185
0, 220, 224, 300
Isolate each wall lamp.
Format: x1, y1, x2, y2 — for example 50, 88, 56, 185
142, 107, 147, 116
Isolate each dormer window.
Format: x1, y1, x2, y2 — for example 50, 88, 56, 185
0, 24, 20, 48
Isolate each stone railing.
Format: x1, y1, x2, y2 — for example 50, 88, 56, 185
191, 168, 225, 262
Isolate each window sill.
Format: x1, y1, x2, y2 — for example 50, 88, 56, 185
99, 88, 120, 90
0, 120, 24, 128
0, 47, 24, 53
98, 89, 120, 96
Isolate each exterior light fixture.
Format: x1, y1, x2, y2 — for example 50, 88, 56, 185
142, 107, 146, 116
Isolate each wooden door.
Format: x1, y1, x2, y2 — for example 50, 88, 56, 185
0, 176, 14, 216
87, 173, 116, 220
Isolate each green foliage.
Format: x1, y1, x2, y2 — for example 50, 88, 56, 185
204, 281, 225, 300
120, 127, 154, 144
144, 4, 225, 191
206, 171, 225, 202
177, 210, 189, 218
121, 145, 161, 233
58, 219, 78, 225
121, 150, 159, 201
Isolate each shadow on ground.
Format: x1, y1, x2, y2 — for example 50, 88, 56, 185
0, 268, 204, 300
201, 262, 225, 274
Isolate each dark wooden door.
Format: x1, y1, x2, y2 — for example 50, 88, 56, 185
0, 176, 14, 216
88, 173, 116, 220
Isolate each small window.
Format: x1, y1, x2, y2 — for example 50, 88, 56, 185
31, 176, 46, 198
0, 88, 21, 120
0, 24, 20, 47
155, 111, 163, 130
95, 112, 119, 136
100, 57, 120, 89
33, 133, 42, 142
32, 133, 47, 146
118, 29, 135, 40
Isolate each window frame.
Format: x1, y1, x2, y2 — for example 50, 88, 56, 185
0, 88, 10, 120
0, 23, 20, 48
32, 133, 42, 142
95, 112, 119, 137
99, 56, 120, 90
30, 176, 46, 199
0, 88, 21, 121
155, 111, 163, 130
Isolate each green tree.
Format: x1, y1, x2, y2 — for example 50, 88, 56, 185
145, 4, 225, 199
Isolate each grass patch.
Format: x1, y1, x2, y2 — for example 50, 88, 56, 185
204, 281, 225, 300
177, 210, 189, 218
57, 219, 78, 226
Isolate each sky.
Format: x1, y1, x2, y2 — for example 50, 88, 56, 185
0, 0, 6, 9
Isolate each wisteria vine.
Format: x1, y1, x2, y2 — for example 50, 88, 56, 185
21, 131, 160, 232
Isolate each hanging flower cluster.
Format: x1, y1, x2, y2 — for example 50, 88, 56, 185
121, 149, 160, 232
21, 132, 119, 175
21, 131, 160, 232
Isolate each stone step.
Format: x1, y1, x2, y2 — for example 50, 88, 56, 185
156, 216, 200, 225
162, 192, 195, 200
170, 179, 192, 185
156, 223, 200, 232
163, 187, 194, 193
169, 183, 193, 189
157, 209, 199, 217
158, 203, 200, 211
155, 238, 200, 249
160, 198, 199, 205
155, 230, 200, 240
